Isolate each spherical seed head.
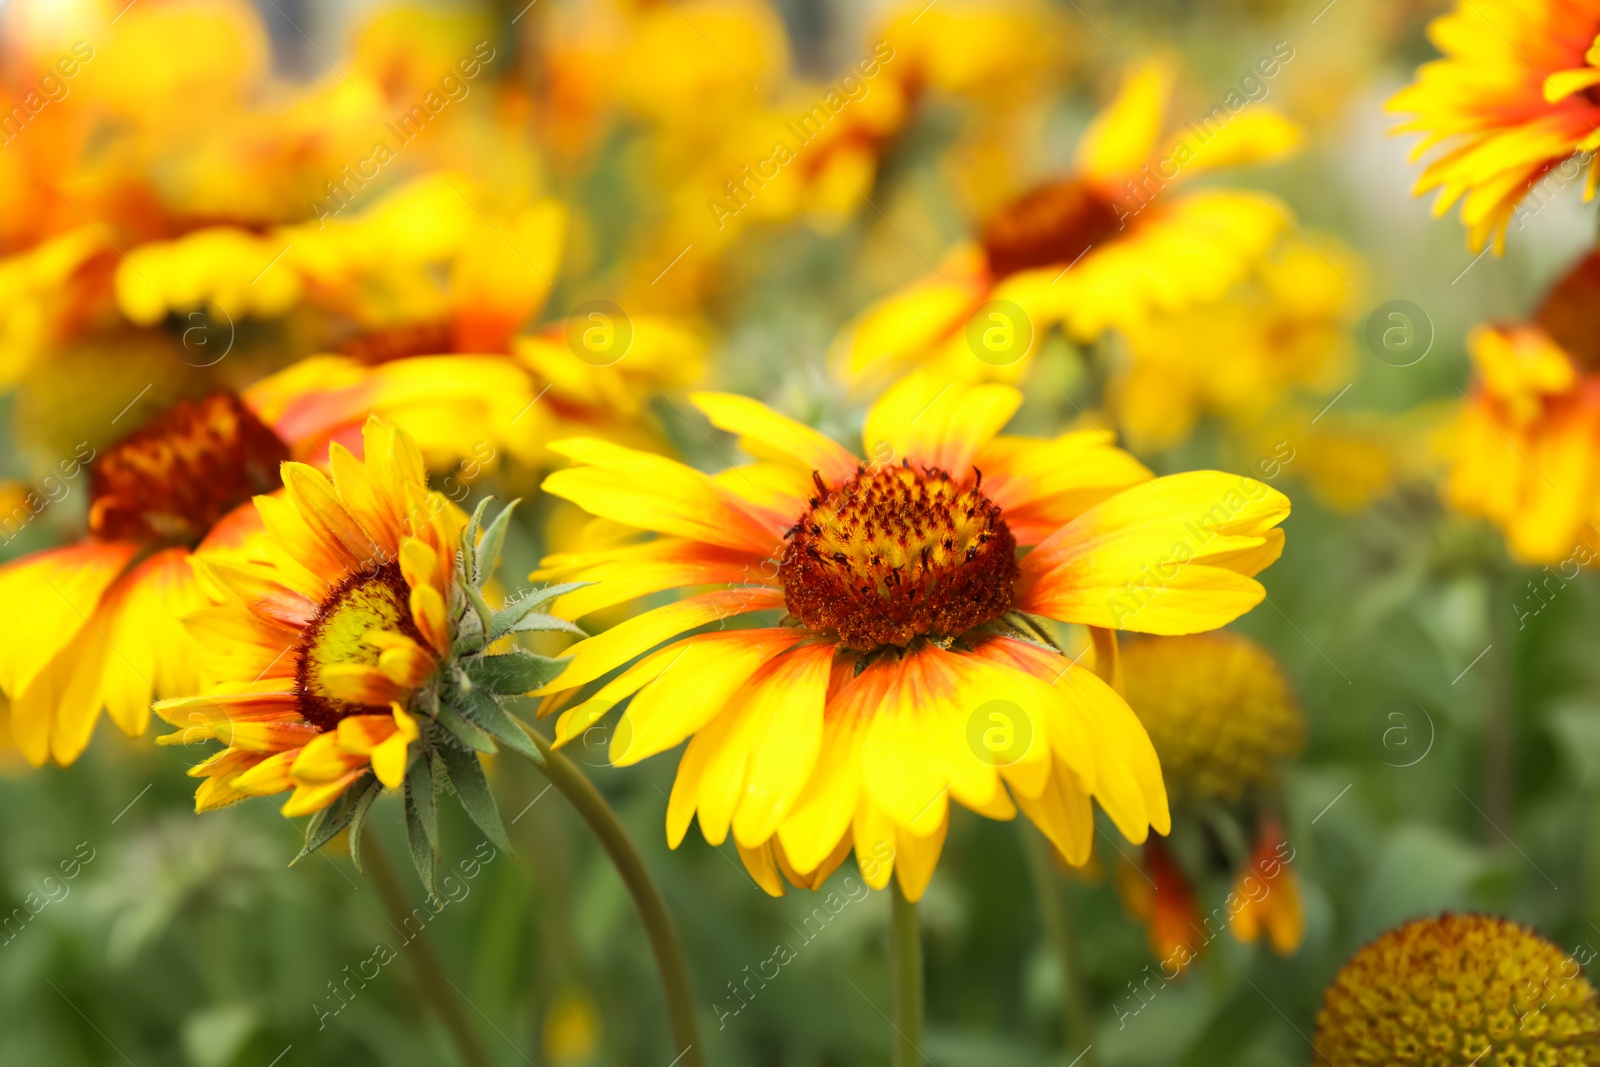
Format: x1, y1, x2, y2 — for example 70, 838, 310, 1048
1120, 633, 1304, 803
779, 462, 1018, 651
1313, 914, 1600, 1066
980, 177, 1123, 280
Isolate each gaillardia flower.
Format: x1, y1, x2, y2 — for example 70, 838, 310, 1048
1450, 251, 1600, 564
1116, 633, 1305, 965
1388, 0, 1600, 252
155, 417, 573, 887
0, 391, 291, 767
0, 350, 543, 769
535, 374, 1290, 900
835, 62, 1301, 385
1313, 914, 1600, 1064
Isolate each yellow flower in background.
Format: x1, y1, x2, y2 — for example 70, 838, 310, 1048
110, 175, 564, 358
1112, 237, 1360, 453
0, 393, 285, 768
862, 0, 1076, 220
1388, 0, 1600, 253
1449, 252, 1600, 563
533, 372, 1289, 900
835, 60, 1302, 387
0, 0, 544, 390
1314, 914, 1600, 1064
154, 418, 460, 815
1235, 403, 1440, 515
875, 0, 1069, 105
1118, 633, 1305, 961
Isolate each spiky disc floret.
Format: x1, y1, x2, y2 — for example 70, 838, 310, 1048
779, 461, 1018, 651
1314, 914, 1600, 1066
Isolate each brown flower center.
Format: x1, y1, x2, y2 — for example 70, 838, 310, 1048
341, 319, 457, 364
1536, 250, 1600, 372
88, 393, 289, 545
980, 178, 1123, 280
779, 463, 1018, 651
294, 562, 423, 731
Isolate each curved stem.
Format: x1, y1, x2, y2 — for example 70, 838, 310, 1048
1023, 830, 1097, 1066
890, 881, 924, 1067
364, 830, 490, 1067
524, 731, 703, 1067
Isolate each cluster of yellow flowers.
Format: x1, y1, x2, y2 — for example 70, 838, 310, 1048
3, 0, 1600, 1062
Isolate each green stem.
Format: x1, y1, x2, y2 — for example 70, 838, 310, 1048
890, 881, 924, 1067
1023, 830, 1097, 1066
524, 731, 703, 1067
364, 830, 490, 1067
1484, 560, 1514, 834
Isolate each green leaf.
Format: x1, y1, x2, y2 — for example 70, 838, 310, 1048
345, 780, 382, 875
499, 612, 586, 640
437, 701, 498, 754
438, 741, 511, 852
460, 497, 494, 586
404, 786, 438, 901
452, 689, 541, 761
407, 746, 438, 850
462, 650, 567, 695
488, 582, 589, 641
290, 779, 370, 865
474, 499, 520, 589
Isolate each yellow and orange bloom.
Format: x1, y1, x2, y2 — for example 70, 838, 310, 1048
1449, 252, 1600, 563
1117, 633, 1306, 962
835, 62, 1301, 386
534, 373, 1290, 900
153, 417, 460, 816
1389, 0, 1600, 252
1111, 237, 1361, 453
0, 392, 290, 767
150, 416, 576, 888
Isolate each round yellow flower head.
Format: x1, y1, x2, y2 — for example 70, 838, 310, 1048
1314, 914, 1600, 1065
1119, 633, 1303, 804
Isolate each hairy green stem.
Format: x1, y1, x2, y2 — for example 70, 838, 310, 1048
364, 830, 490, 1067
524, 731, 703, 1067
1023, 830, 1097, 1066
890, 881, 925, 1067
